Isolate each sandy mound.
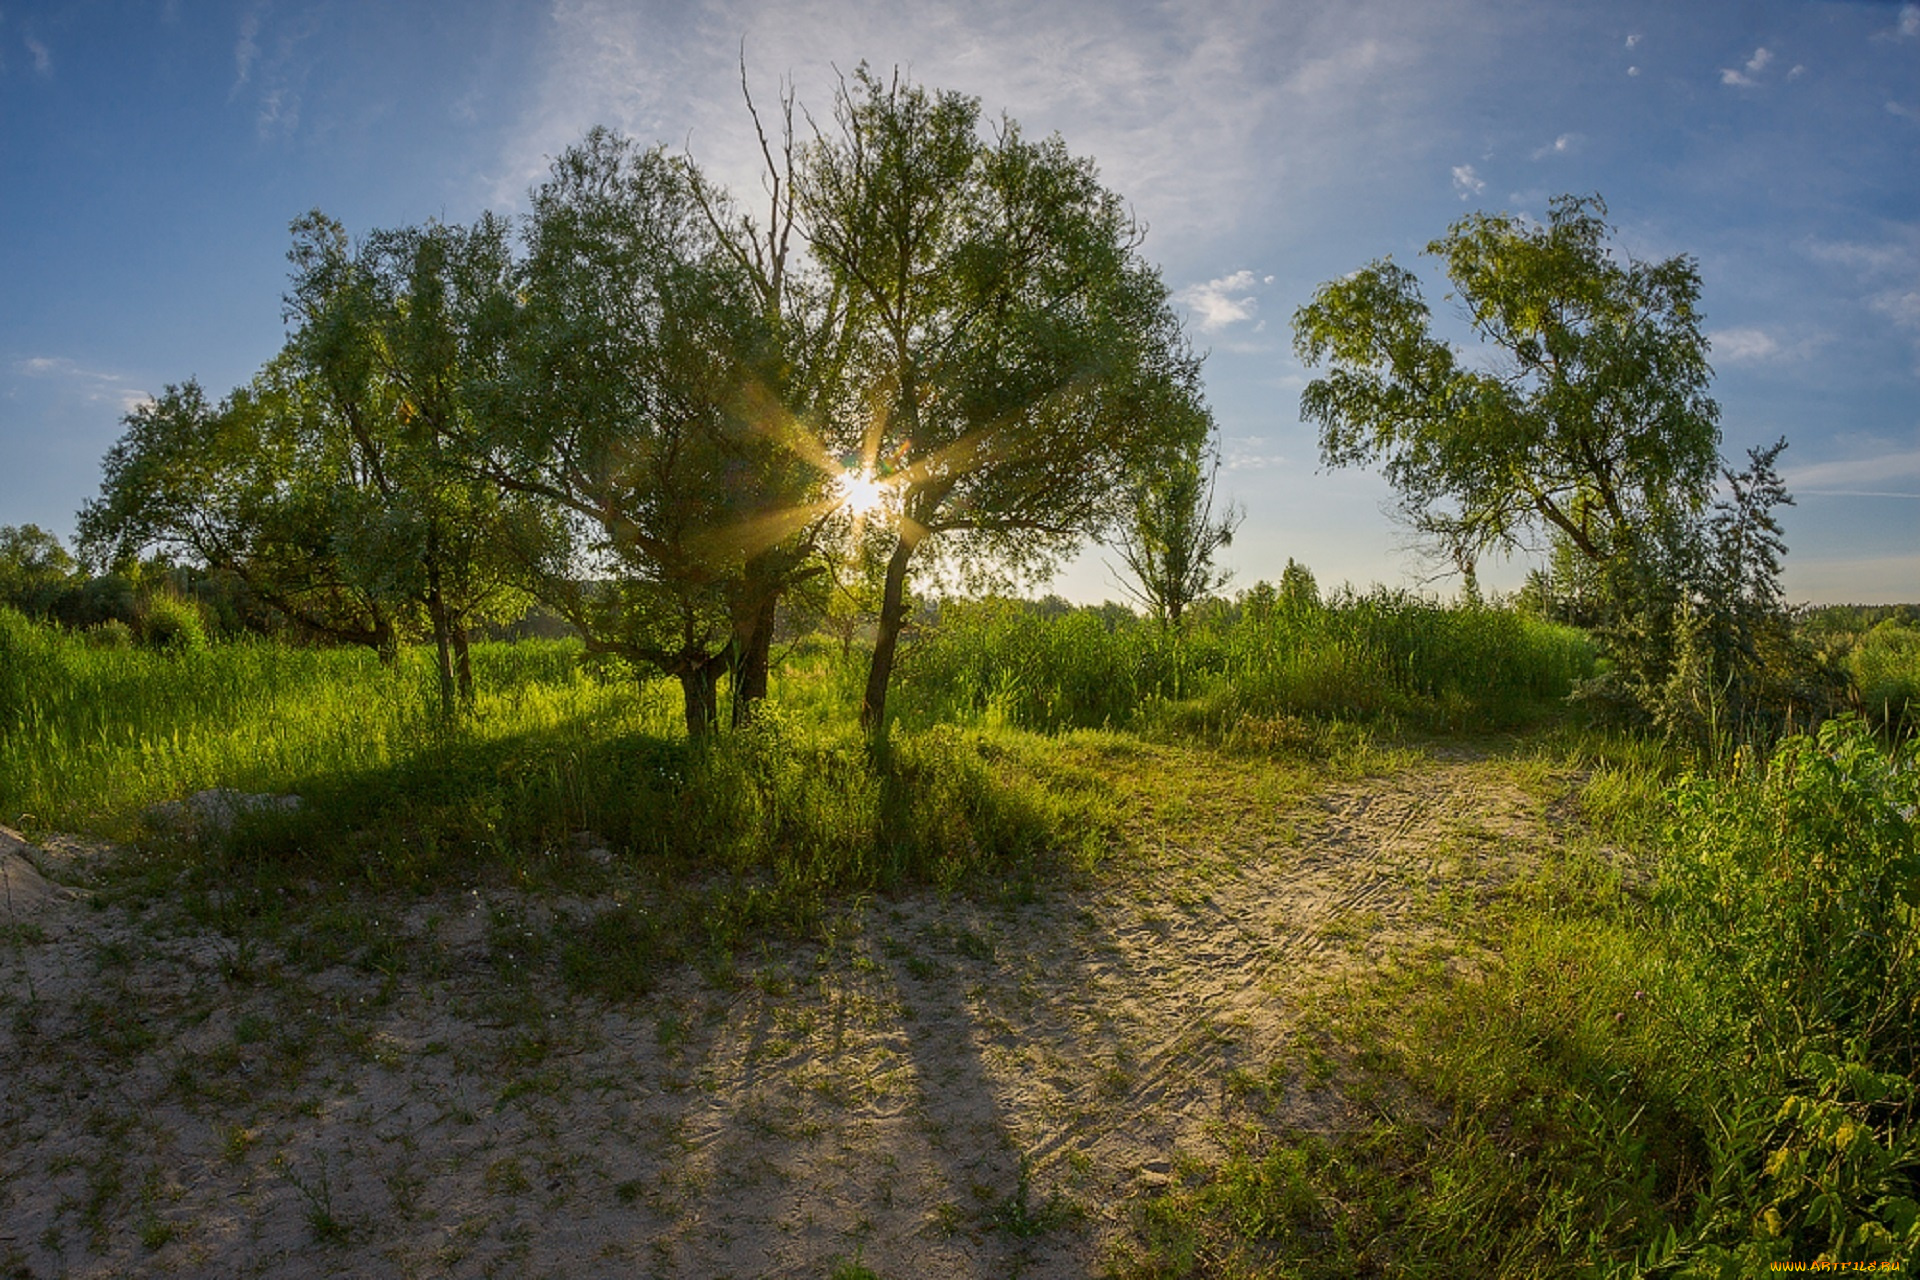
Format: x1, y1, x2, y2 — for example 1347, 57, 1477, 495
0, 827, 75, 917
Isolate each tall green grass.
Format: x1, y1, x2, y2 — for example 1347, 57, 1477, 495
893, 590, 1597, 734
0, 609, 1115, 957
1, 606, 671, 833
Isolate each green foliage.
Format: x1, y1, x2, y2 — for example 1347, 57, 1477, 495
1293, 193, 1719, 576
1850, 622, 1920, 734
1114, 446, 1241, 628
1652, 717, 1920, 1268
139, 591, 209, 652
1661, 718, 1919, 1070
892, 590, 1596, 735
0, 523, 79, 616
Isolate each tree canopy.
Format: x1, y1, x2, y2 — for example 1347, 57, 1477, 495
797, 67, 1209, 728
1292, 193, 1720, 577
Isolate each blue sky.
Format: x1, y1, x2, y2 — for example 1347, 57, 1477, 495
3, 0, 1917, 602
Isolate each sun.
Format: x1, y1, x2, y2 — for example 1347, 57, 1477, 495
833, 470, 886, 516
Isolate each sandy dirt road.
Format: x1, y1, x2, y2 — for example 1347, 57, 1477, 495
0, 746, 1565, 1278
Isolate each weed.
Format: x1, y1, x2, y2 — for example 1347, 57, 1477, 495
278, 1154, 349, 1244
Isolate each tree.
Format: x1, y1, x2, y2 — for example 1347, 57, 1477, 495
79, 372, 413, 655
1113, 441, 1241, 628
798, 67, 1207, 731
473, 129, 801, 737
1292, 193, 1720, 586
285, 211, 527, 714
0, 524, 78, 617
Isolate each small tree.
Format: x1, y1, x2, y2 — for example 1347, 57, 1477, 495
79, 373, 413, 655
798, 67, 1208, 731
474, 131, 802, 737
1294, 193, 1731, 717
0, 525, 78, 617
1113, 445, 1241, 628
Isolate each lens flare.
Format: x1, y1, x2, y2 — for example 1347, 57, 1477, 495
834, 470, 886, 516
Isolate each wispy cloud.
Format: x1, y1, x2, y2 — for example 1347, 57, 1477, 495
494, 0, 1478, 246
1709, 326, 1829, 366
1530, 132, 1580, 160
1721, 46, 1772, 87
228, 7, 313, 140
1451, 163, 1485, 199
1223, 435, 1290, 471
1784, 441, 1920, 496
1809, 228, 1920, 365
1625, 33, 1641, 49
14, 357, 151, 413
233, 12, 260, 90
1177, 270, 1271, 332
1875, 4, 1919, 41
24, 33, 50, 76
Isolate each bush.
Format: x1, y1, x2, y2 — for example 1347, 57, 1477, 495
1851, 621, 1920, 735
139, 591, 209, 651
1656, 716, 1920, 1268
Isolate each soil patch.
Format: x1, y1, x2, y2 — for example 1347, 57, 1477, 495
0, 749, 1563, 1278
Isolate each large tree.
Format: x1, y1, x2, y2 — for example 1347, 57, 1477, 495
798, 67, 1207, 730
472, 129, 810, 736
1291, 193, 1721, 584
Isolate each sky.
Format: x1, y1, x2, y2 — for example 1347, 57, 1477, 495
2, 0, 1917, 604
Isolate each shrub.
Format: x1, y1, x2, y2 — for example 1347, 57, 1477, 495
139, 591, 209, 651
1656, 716, 1920, 1267
1851, 621, 1920, 735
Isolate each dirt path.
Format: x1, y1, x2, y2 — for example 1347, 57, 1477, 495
0, 748, 1563, 1279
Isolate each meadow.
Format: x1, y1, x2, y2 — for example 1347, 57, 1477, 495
2, 595, 1917, 1276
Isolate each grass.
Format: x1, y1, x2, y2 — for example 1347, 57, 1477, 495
9, 601, 1912, 1273
1113, 718, 1920, 1278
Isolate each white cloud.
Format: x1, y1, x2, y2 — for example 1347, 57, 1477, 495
1889, 101, 1920, 122
1787, 64, 1805, 81
1709, 326, 1831, 366
1224, 435, 1291, 470
1627, 65, 1639, 77
1710, 327, 1780, 363
233, 12, 260, 90
1177, 269, 1263, 332
1530, 132, 1580, 160
25, 34, 49, 76
1784, 443, 1920, 493
13, 357, 150, 413
1720, 47, 1773, 88
1451, 163, 1485, 198
1625, 33, 1641, 49
1878, 5, 1920, 41
494, 0, 1469, 244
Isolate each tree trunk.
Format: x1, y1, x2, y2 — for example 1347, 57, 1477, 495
860, 537, 917, 734
678, 656, 724, 740
452, 624, 474, 707
424, 521, 457, 719
426, 589, 455, 721
730, 589, 778, 727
